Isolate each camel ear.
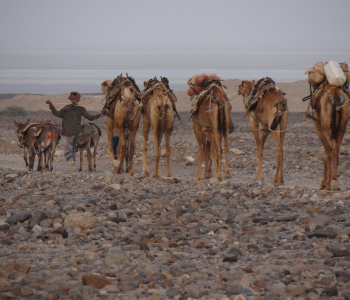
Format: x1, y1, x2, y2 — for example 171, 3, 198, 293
252, 80, 255, 85
144, 81, 147, 87
101, 81, 106, 87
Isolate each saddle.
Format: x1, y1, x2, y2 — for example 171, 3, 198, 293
104, 74, 141, 113
244, 77, 286, 117
140, 76, 180, 119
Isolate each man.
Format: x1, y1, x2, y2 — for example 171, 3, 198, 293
46, 91, 103, 163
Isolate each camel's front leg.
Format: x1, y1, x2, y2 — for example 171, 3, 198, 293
106, 117, 115, 163
211, 133, 222, 181
141, 118, 150, 177
115, 130, 126, 174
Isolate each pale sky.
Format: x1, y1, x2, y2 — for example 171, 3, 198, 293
1, 0, 349, 71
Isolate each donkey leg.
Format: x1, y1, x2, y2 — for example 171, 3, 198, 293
87, 146, 92, 172
79, 149, 83, 172
23, 147, 29, 169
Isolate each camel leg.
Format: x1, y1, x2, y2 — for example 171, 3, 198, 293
106, 117, 115, 163
250, 120, 265, 180
193, 124, 204, 181
271, 131, 284, 185
141, 118, 151, 177
211, 132, 222, 181
223, 132, 231, 179
165, 130, 172, 178
204, 139, 212, 179
115, 129, 126, 174
128, 129, 137, 177
152, 129, 161, 179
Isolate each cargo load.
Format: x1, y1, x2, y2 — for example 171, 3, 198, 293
323, 61, 346, 87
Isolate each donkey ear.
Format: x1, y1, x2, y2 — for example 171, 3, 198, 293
252, 80, 255, 85
14, 120, 20, 128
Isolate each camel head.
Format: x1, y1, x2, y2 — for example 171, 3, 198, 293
101, 80, 113, 96
238, 80, 255, 96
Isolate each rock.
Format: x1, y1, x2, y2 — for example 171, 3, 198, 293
105, 247, 129, 266
64, 212, 96, 229
82, 273, 111, 289
6, 211, 32, 225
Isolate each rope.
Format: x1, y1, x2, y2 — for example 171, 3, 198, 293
206, 92, 240, 112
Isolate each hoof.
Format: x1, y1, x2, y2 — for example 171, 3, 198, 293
224, 173, 231, 179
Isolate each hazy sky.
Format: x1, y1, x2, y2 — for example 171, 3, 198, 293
1, 0, 349, 72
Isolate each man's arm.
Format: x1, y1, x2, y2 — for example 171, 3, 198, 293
82, 107, 103, 121
46, 100, 64, 118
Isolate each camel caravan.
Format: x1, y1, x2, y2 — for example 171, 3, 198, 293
13, 62, 350, 190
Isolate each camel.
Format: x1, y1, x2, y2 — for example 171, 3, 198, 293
110, 79, 140, 176
77, 122, 101, 172
238, 79, 288, 184
191, 82, 232, 181
140, 78, 174, 178
310, 84, 349, 190
101, 74, 141, 172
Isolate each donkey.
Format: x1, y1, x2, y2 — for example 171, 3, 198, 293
14, 119, 40, 171
34, 122, 61, 171
76, 122, 101, 172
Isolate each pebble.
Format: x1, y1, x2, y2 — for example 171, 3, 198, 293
1, 112, 350, 299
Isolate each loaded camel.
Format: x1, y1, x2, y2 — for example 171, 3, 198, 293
304, 62, 350, 190
188, 74, 231, 181
102, 74, 140, 175
140, 77, 175, 178
238, 77, 288, 185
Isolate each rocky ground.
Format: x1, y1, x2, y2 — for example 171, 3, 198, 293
1, 111, 350, 300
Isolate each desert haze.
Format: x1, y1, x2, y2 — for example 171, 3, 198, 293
0, 79, 310, 113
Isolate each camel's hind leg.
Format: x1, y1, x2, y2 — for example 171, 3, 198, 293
141, 118, 151, 177
271, 131, 284, 185
115, 129, 126, 174
152, 130, 162, 179
204, 139, 212, 179
164, 130, 172, 178
211, 132, 223, 181
250, 119, 268, 180
223, 133, 231, 179
193, 124, 205, 181
128, 129, 137, 177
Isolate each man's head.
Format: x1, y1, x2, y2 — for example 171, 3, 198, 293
68, 91, 81, 105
